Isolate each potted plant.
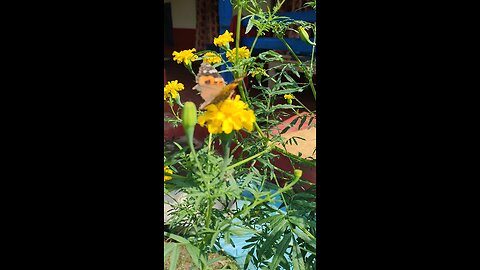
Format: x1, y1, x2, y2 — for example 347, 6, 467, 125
164, 0, 316, 269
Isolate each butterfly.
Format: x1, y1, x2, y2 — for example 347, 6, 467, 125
193, 62, 243, 110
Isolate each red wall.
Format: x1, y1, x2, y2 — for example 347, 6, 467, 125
164, 28, 196, 57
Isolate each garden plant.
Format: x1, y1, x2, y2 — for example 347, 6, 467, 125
164, 0, 316, 269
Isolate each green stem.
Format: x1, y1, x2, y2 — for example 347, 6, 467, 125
278, 37, 316, 100
204, 198, 213, 228
294, 97, 313, 114
253, 121, 266, 139
188, 139, 205, 178
249, 31, 262, 53
218, 168, 301, 229
271, 172, 301, 197
310, 31, 316, 71
226, 144, 272, 170
235, 5, 242, 68
272, 172, 288, 209
207, 133, 213, 154
221, 141, 232, 172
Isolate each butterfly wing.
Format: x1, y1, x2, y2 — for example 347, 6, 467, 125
193, 62, 244, 110
194, 62, 227, 109
193, 83, 225, 110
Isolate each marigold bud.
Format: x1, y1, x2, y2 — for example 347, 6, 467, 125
182, 102, 197, 129
294, 169, 303, 179
298, 26, 316, 46
182, 102, 197, 148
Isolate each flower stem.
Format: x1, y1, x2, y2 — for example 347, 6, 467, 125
278, 37, 316, 100
234, 5, 242, 67
226, 144, 272, 171
207, 133, 213, 154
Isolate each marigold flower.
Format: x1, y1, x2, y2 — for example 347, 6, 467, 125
213, 30, 234, 47
284, 94, 294, 104
198, 95, 255, 134
164, 80, 184, 100
226, 47, 250, 62
203, 52, 222, 64
164, 166, 173, 182
172, 48, 198, 65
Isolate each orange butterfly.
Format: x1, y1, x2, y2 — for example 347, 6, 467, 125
193, 62, 243, 110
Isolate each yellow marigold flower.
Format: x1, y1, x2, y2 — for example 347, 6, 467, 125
198, 95, 256, 134
226, 47, 250, 62
164, 80, 184, 100
164, 166, 173, 182
214, 30, 234, 47
172, 48, 198, 65
203, 52, 222, 64
284, 94, 295, 104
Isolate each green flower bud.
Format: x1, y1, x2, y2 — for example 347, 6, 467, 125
294, 169, 303, 179
182, 102, 197, 149
298, 26, 316, 46
182, 102, 197, 129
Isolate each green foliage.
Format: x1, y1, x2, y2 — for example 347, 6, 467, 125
164, 0, 316, 269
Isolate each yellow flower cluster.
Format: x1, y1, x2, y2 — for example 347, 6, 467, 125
164, 166, 173, 182
284, 94, 295, 100
172, 48, 198, 65
164, 80, 184, 100
203, 52, 222, 64
226, 46, 250, 62
198, 95, 256, 134
214, 30, 234, 47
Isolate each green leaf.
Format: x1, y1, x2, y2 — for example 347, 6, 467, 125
229, 226, 259, 236
298, 116, 308, 130
279, 254, 290, 270
209, 229, 222, 249
291, 241, 306, 270
269, 232, 292, 270
280, 124, 292, 135
242, 243, 256, 250
184, 243, 202, 269
289, 216, 308, 229
293, 226, 316, 249
257, 219, 287, 260
246, 16, 255, 34
168, 244, 180, 270
283, 72, 296, 83
290, 66, 301, 78
208, 255, 227, 266
258, 50, 283, 62
163, 242, 175, 259
293, 192, 316, 200
164, 231, 189, 243
271, 104, 302, 110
